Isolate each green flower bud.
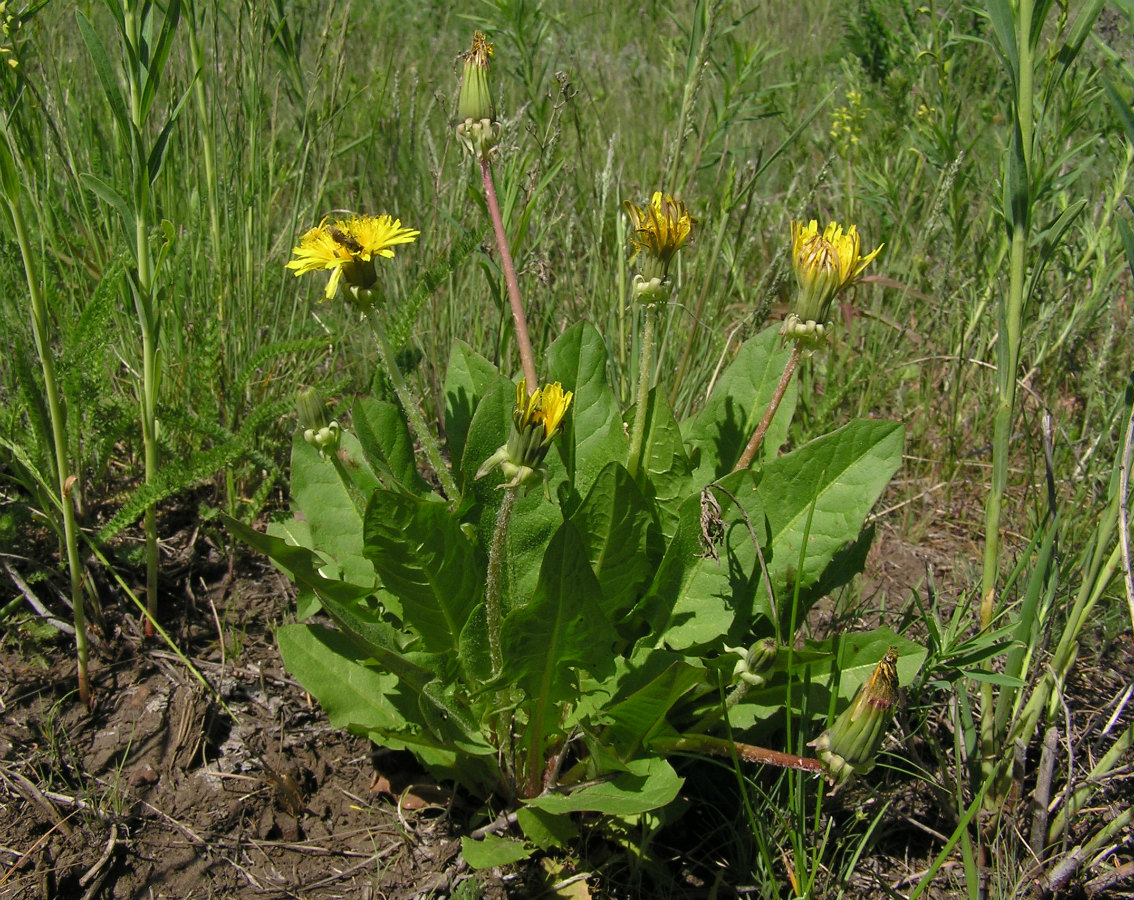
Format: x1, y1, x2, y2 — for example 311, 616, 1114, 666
456, 32, 502, 159
725, 638, 778, 688
808, 647, 900, 789
297, 387, 341, 458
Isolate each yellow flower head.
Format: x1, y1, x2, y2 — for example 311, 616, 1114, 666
478, 378, 574, 492
623, 192, 696, 289
784, 219, 882, 345
286, 214, 420, 300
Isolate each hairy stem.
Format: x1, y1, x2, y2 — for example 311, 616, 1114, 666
363, 308, 461, 502
626, 304, 658, 478
484, 486, 518, 676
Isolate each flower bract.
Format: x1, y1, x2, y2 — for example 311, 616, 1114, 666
287, 214, 420, 300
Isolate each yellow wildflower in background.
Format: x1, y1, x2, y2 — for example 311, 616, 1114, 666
477, 378, 574, 492
287, 214, 420, 300
783, 219, 882, 345
623, 192, 696, 295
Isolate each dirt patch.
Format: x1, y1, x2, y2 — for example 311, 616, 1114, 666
0, 550, 482, 900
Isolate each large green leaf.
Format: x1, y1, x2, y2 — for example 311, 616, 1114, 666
635, 470, 769, 650
627, 388, 692, 538
499, 522, 617, 704
524, 758, 682, 816
352, 397, 430, 496
277, 624, 493, 763
363, 490, 483, 657
290, 432, 378, 589
757, 419, 903, 601
547, 322, 628, 500
570, 462, 662, 622
684, 326, 796, 484
597, 659, 705, 758
460, 834, 534, 870
444, 341, 507, 471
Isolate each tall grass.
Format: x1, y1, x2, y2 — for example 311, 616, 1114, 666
1, 0, 1132, 895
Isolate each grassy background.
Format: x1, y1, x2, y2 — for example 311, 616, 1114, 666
2, 0, 1133, 895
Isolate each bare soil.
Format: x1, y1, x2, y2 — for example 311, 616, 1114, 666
1, 509, 1131, 899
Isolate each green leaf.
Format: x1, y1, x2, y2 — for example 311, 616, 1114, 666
636, 470, 767, 650
524, 758, 682, 816
515, 806, 577, 849
138, 0, 181, 122
76, 9, 129, 136
499, 522, 617, 704
757, 419, 903, 601
444, 341, 507, 472
628, 388, 692, 537
684, 325, 796, 484
598, 659, 705, 758
79, 174, 135, 236
0, 119, 18, 201
460, 834, 533, 870
363, 490, 482, 657
277, 624, 405, 733
291, 433, 377, 589
547, 322, 628, 499
353, 397, 430, 495
985, 0, 1019, 89
570, 462, 662, 622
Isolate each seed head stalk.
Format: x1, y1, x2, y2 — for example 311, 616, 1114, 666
480, 157, 538, 390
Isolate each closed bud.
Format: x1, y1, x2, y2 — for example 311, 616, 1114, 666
456, 32, 501, 159
808, 647, 900, 788
297, 387, 341, 458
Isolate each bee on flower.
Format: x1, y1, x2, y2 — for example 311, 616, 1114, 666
286, 214, 420, 301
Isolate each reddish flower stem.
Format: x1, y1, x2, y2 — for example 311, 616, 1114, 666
480, 157, 538, 389
733, 343, 801, 472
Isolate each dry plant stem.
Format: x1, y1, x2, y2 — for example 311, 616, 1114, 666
484, 486, 518, 676
480, 156, 538, 389
733, 343, 801, 472
7, 186, 90, 705
362, 308, 460, 502
627, 303, 658, 478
